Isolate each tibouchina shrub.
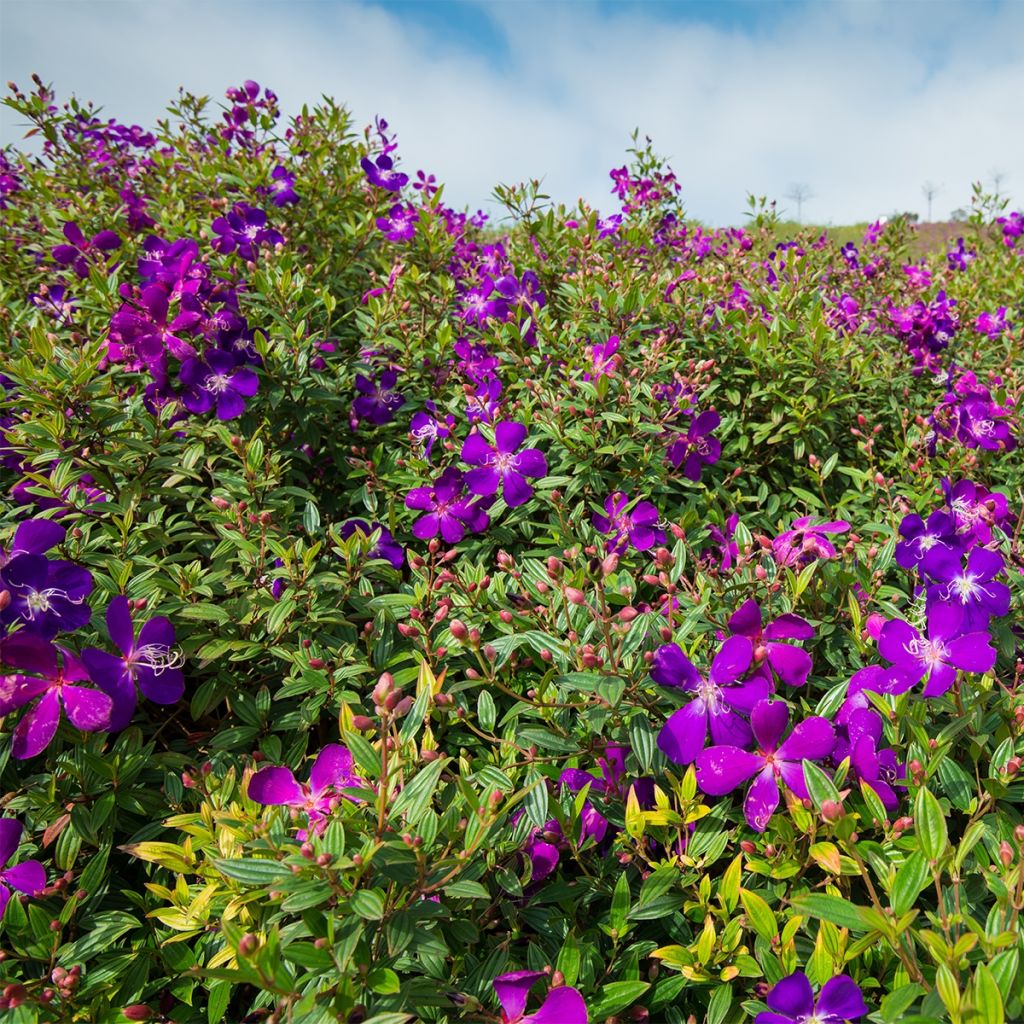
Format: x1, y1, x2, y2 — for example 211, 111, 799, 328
0, 76, 1020, 1023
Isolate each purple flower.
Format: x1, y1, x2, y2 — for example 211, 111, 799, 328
701, 514, 739, 571
360, 154, 408, 192
879, 601, 996, 697
895, 510, 958, 571
52, 221, 121, 278
248, 744, 363, 838
654, 636, 769, 764
339, 520, 405, 570
269, 165, 299, 207
406, 468, 489, 543
584, 335, 621, 381
376, 203, 419, 242
923, 547, 1011, 630
0, 820, 45, 915
592, 492, 665, 554
493, 971, 587, 1024
772, 516, 850, 568
179, 349, 259, 420
755, 970, 867, 1024
975, 307, 1008, 338
840, 708, 905, 811
81, 596, 184, 732
0, 550, 93, 638
211, 204, 283, 262
462, 422, 547, 508
353, 371, 405, 425
409, 406, 454, 461
0, 634, 113, 759
0, 519, 67, 569
695, 699, 834, 832
945, 479, 1012, 547
728, 599, 815, 687
667, 410, 720, 482
946, 237, 975, 272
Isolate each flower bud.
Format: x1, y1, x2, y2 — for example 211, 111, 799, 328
238, 933, 259, 956
1000, 841, 1014, 868
564, 587, 586, 605
450, 619, 468, 640
821, 799, 844, 822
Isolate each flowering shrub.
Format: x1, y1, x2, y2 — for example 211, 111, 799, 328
0, 76, 1021, 1024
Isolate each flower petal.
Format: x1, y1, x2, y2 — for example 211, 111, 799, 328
495, 421, 527, 454
61, 685, 113, 732
493, 971, 545, 1020
309, 745, 356, 796
766, 642, 813, 686
524, 987, 588, 1024
248, 766, 303, 806
750, 699, 789, 752
695, 745, 763, 795
657, 701, 708, 764
0, 819, 23, 866
650, 644, 701, 691
2, 860, 45, 897
709, 635, 753, 687
776, 716, 835, 762
744, 766, 780, 832
766, 971, 815, 1019
12, 690, 61, 759
816, 974, 869, 1022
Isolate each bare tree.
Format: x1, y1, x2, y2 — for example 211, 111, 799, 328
784, 183, 814, 223
921, 181, 942, 222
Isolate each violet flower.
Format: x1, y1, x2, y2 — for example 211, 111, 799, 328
880, 598, 996, 696
0, 634, 113, 759
179, 349, 259, 421
52, 221, 121, 278
0, 550, 93, 638
493, 971, 587, 1024
81, 596, 184, 732
211, 204, 283, 262
839, 708, 904, 811
755, 970, 867, 1024
894, 510, 958, 571
728, 599, 815, 687
409, 406, 454, 461
584, 335, 620, 381
695, 699, 835, 832
923, 547, 1011, 630
667, 410, 721, 482
592, 492, 665, 554
353, 371, 405, 425
462, 422, 547, 508
945, 479, 1011, 547
0, 820, 45, 915
339, 520, 405, 570
248, 744, 362, 838
772, 516, 850, 568
654, 636, 769, 764
360, 154, 408, 192
0, 519, 67, 570
406, 468, 489, 543
269, 165, 299, 207
376, 203, 418, 242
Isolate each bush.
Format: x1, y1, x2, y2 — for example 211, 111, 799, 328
0, 77, 1020, 1023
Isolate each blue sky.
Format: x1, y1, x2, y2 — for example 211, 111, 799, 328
2, 0, 1021, 224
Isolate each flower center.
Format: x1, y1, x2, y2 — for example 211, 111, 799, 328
907, 635, 948, 668
949, 573, 980, 602
493, 451, 516, 473
204, 372, 232, 395
128, 643, 184, 674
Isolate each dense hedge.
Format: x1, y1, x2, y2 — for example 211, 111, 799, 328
0, 77, 1021, 1024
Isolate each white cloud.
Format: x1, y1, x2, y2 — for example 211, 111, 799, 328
1, 0, 1020, 224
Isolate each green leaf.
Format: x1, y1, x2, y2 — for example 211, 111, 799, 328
707, 984, 732, 1024
556, 932, 580, 987
350, 890, 384, 920
789, 893, 872, 933
610, 871, 630, 933
880, 983, 922, 1022
802, 759, 840, 809
914, 786, 948, 862
443, 880, 489, 900
740, 888, 778, 942
207, 981, 231, 1024
890, 851, 930, 916
973, 964, 1004, 1024
212, 859, 293, 886
477, 689, 496, 733
587, 981, 650, 1019
389, 757, 448, 825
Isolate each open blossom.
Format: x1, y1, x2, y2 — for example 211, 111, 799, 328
376, 203, 418, 241
179, 349, 259, 421
878, 601, 995, 697
0, 820, 45, 916
923, 546, 1011, 630
654, 636, 769, 764
592, 493, 665, 554
52, 221, 121, 278
353, 370, 405, 425
360, 153, 408, 192
895, 509, 958, 571
211, 204, 283, 262
0, 546, 93, 639
462, 422, 547, 508
406, 468, 490, 543
755, 971, 867, 1024
584, 335, 620, 381
667, 409, 720, 482
82, 596, 185, 732
727, 599, 815, 687
772, 516, 850, 568
696, 699, 834, 832
268, 165, 299, 206
409, 406, 454, 461
0, 634, 113, 759
248, 745, 363, 838
944, 479, 1012, 546
837, 708, 905, 811
493, 971, 587, 1024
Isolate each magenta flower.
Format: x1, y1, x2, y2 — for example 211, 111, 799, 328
0, 820, 45, 915
269, 165, 299, 207
179, 350, 259, 421
696, 699, 835, 832
376, 203, 418, 242
353, 370, 405, 425
592, 492, 665, 554
584, 335, 620, 380
772, 516, 850, 568
667, 410, 721, 482
0, 634, 113, 759
878, 601, 995, 697
840, 708, 904, 811
654, 636, 769, 764
361, 154, 408, 192
82, 596, 184, 732
462, 423, 547, 508
727, 599, 815, 687
248, 744, 362, 838
52, 221, 121, 278
406, 468, 490, 543
755, 971, 867, 1024
211, 204, 283, 262
493, 971, 587, 1024
945, 479, 1012, 547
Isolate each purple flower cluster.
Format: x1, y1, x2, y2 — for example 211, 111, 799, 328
772, 516, 850, 568
592, 492, 665, 554
211, 203, 284, 262
928, 369, 1017, 455
220, 80, 280, 149
51, 221, 121, 278
888, 290, 958, 374
0, 519, 184, 758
